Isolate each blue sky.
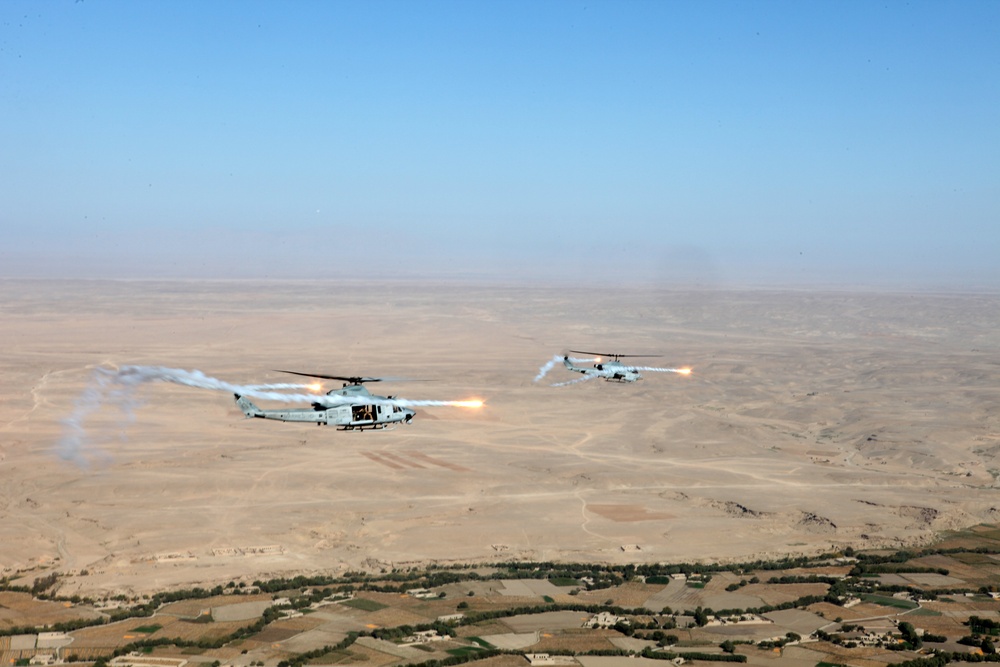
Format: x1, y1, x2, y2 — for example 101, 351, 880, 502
2, 0, 997, 287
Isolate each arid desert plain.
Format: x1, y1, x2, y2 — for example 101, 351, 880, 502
2, 279, 999, 597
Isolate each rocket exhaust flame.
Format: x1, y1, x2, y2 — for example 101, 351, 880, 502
443, 399, 484, 408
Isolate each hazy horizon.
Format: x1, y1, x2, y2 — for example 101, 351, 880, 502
2, 1, 997, 289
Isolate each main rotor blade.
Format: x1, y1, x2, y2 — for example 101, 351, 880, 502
275, 370, 421, 384
568, 350, 663, 358
275, 370, 382, 383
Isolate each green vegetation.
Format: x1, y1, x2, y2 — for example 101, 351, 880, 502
898, 621, 923, 649
860, 594, 919, 609
468, 637, 494, 648
133, 624, 162, 634
340, 597, 388, 611
908, 608, 943, 616
549, 577, 579, 586
641, 647, 747, 663
5, 526, 1000, 667
446, 647, 489, 657
971, 616, 1000, 635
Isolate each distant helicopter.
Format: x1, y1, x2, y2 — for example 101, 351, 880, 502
560, 350, 691, 384
235, 371, 417, 430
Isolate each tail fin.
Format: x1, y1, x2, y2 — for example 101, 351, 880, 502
235, 394, 262, 418
563, 356, 584, 373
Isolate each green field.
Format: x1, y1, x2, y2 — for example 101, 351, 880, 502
860, 594, 918, 609
549, 577, 579, 586
907, 608, 942, 616
340, 598, 388, 612
133, 624, 162, 634
468, 637, 494, 648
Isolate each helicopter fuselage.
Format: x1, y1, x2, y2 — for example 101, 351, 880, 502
562, 356, 642, 382
235, 383, 415, 430
594, 361, 642, 382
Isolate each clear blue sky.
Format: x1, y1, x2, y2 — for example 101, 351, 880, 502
2, 0, 997, 287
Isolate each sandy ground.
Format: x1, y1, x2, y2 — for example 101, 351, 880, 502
1, 279, 999, 597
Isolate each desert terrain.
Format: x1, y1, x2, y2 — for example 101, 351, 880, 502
1, 279, 998, 597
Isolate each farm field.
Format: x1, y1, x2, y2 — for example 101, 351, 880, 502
3, 526, 1000, 667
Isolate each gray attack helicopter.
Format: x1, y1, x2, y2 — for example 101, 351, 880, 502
235, 371, 416, 430
561, 350, 691, 383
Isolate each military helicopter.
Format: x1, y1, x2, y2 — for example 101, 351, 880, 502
235, 371, 416, 430
560, 350, 691, 383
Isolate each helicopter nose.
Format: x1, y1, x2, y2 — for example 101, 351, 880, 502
404, 411, 414, 423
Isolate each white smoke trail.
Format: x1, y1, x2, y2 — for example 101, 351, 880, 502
533, 355, 599, 383
58, 365, 481, 465
533, 355, 562, 382
243, 383, 316, 391
105, 366, 481, 408
550, 373, 601, 387
620, 366, 691, 374
58, 368, 120, 468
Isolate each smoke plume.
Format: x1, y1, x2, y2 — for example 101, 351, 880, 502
58, 365, 480, 466
533, 355, 599, 383
550, 374, 600, 387
620, 366, 690, 373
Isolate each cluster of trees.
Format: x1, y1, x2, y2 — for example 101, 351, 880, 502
7, 541, 1000, 667
895, 651, 1000, 666
898, 621, 924, 650
30, 573, 59, 596
971, 617, 1000, 635
725, 576, 760, 591
369, 622, 456, 642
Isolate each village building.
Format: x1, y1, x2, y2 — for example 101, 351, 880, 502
525, 653, 578, 666
585, 611, 628, 628
405, 587, 440, 599
403, 629, 446, 644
